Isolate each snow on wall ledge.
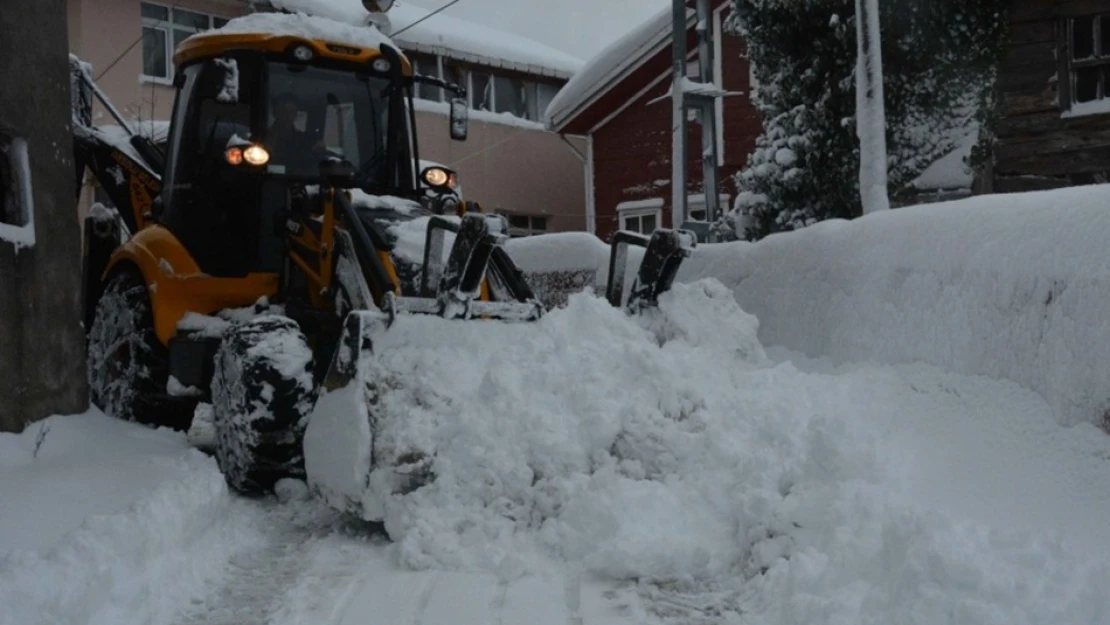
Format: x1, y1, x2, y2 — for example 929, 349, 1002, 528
678, 184, 1110, 428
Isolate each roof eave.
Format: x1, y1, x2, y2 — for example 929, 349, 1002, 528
396, 39, 578, 80
544, 10, 696, 135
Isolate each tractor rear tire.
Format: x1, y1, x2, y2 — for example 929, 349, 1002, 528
87, 269, 196, 430
211, 315, 318, 494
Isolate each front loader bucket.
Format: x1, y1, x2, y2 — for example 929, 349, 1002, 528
302, 214, 544, 521
302, 310, 407, 521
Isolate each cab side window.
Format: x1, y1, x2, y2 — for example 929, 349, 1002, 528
164, 56, 262, 277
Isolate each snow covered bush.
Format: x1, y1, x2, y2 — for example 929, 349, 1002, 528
727, 0, 1011, 240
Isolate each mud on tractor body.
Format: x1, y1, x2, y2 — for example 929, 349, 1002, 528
73, 14, 694, 525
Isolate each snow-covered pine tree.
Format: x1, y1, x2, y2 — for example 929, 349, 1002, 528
726, 0, 1011, 240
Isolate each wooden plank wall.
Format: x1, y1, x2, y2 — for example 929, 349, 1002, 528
993, 0, 1110, 192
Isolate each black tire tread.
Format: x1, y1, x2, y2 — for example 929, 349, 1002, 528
211, 315, 318, 494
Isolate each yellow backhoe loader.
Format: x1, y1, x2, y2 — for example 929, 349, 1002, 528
71, 10, 695, 516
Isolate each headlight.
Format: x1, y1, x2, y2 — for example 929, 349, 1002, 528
421, 166, 452, 189
292, 45, 314, 61
225, 144, 270, 166
243, 145, 270, 166
372, 57, 391, 73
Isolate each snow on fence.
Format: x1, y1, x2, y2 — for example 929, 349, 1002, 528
505, 233, 616, 309
678, 185, 1110, 429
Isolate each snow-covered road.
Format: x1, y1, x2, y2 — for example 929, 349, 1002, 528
4, 281, 1110, 624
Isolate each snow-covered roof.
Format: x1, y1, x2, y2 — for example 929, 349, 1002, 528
543, 5, 693, 131
268, 0, 583, 79
911, 129, 978, 191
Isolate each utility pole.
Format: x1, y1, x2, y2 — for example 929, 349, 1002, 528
0, 0, 89, 432
671, 0, 724, 241
693, 0, 722, 235
855, 0, 890, 214
671, 0, 689, 232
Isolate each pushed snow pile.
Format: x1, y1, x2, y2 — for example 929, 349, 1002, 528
686, 184, 1110, 427
0, 412, 264, 625
312, 279, 1110, 622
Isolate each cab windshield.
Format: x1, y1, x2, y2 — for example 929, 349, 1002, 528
265, 62, 400, 190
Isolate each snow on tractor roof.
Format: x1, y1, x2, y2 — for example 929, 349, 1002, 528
200, 11, 396, 53
270, 0, 584, 79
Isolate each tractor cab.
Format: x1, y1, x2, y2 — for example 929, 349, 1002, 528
155, 30, 468, 279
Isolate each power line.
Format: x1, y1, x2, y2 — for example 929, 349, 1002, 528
449, 126, 530, 167
390, 0, 463, 38
95, 0, 189, 81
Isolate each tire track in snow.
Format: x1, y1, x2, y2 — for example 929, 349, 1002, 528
564, 572, 583, 625
490, 577, 508, 625
407, 572, 439, 625
172, 499, 342, 625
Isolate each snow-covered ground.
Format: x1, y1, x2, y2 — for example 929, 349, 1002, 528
5, 282, 1110, 624
5, 185, 1110, 624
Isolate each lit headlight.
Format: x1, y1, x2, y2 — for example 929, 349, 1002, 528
225, 144, 270, 166
422, 166, 452, 189
372, 57, 391, 73
225, 147, 244, 165
243, 145, 270, 166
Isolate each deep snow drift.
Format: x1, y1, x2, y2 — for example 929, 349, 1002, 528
685, 184, 1110, 429
0, 412, 266, 625
508, 184, 1110, 429
306, 279, 1110, 623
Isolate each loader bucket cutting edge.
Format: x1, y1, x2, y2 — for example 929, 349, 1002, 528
303, 309, 429, 521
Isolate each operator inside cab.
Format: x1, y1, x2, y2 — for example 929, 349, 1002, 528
267, 92, 322, 172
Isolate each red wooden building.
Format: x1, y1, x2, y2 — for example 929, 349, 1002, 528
543, 1, 762, 241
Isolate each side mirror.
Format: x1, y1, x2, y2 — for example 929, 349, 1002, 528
450, 97, 468, 141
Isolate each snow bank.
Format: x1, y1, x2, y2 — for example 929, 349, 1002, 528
0, 412, 263, 625
327, 279, 1110, 622
681, 184, 1110, 427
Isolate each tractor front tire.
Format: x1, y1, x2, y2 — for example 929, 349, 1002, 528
87, 269, 196, 430
211, 316, 318, 494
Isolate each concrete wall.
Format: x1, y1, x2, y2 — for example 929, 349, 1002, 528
1, 0, 89, 432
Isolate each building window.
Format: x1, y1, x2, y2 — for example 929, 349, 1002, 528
685, 193, 731, 222
506, 214, 547, 237
411, 53, 441, 101
617, 199, 664, 234
620, 211, 657, 234
141, 2, 229, 81
1063, 13, 1110, 112
407, 52, 565, 122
